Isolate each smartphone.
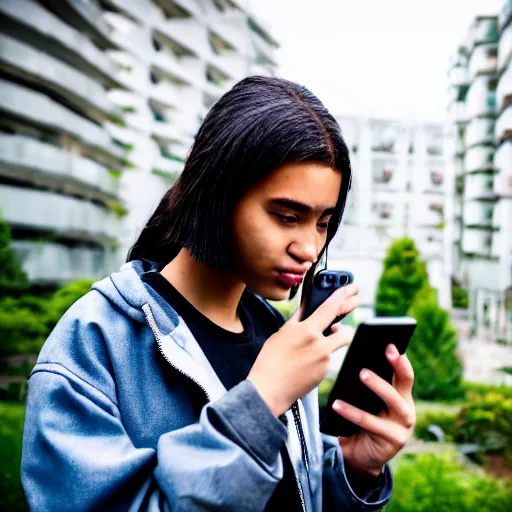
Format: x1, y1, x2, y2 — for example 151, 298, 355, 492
320, 317, 416, 437
300, 270, 354, 336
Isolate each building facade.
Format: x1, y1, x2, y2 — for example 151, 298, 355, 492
445, 7, 512, 342
0, 0, 278, 284
328, 116, 449, 309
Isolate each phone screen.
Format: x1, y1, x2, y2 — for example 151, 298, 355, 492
321, 318, 416, 437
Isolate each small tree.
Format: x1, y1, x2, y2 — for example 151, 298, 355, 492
407, 287, 464, 401
375, 237, 428, 316
0, 216, 28, 297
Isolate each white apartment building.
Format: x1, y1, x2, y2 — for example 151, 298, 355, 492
0, 0, 278, 284
328, 117, 449, 309
445, 8, 512, 342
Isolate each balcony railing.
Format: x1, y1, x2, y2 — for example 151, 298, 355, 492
462, 227, 493, 256
471, 17, 498, 46
0, 34, 119, 120
448, 101, 469, 125
464, 146, 495, 172
448, 65, 469, 87
156, 18, 210, 58
0, 185, 121, 241
0, 134, 119, 201
10, 241, 119, 284
465, 118, 495, 148
493, 141, 512, 196
463, 201, 494, 227
496, 65, 512, 112
495, 105, 512, 141
466, 75, 497, 119
468, 43, 497, 79
0, 79, 123, 160
0, 0, 121, 86
499, 0, 512, 33
498, 24, 512, 72
464, 173, 496, 200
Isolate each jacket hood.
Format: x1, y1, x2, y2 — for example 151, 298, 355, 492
92, 259, 179, 334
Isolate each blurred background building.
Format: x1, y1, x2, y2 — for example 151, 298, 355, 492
0, 0, 279, 285
328, 117, 449, 309
445, 8, 512, 343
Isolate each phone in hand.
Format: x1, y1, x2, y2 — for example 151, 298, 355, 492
300, 270, 354, 336
320, 317, 416, 437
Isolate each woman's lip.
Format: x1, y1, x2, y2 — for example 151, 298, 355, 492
275, 271, 304, 287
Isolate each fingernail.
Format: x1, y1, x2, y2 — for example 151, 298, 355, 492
386, 344, 398, 359
332, 400, 343, 412
360, 369, 369, 381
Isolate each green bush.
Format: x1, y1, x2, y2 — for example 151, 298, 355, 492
375, 238, 428, 317
0, 216, 29, 297
462, 381, 512, 400
268, 300, 297, 320
0, 401, 28, 511
318, 378, 335, 409
407, 289, 464, 401
452, 287, 468, 309
0, 280, 93, 358
455, 392, 512, 465
387, 452, 512, 512
414, 411, 458, 442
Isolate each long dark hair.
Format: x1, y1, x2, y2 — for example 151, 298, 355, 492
127, 76, 351, 281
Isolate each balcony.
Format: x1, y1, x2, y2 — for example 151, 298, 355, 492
104, 0, 154, 24
464, 173, 496, 200
149, 81, 181, 110
462, 228, 493, 256
207, 50, 246, 81
499, 0, 512, 32
496, 65, 512, 112
466, 75, 497, 119
498, 24, 512, 72
0, 0, 121, 87
0, 79, 123, 160
495, 105, 512, 141
448, 65, 469, 87
0, 185, 121, 242
151, 50, 197, 87
468, 43, 497, 79
370, 121, 403, 154
0, 134, 119, 202
465, 117, 495, 147
410, 201, 443, 227
463, 201, 494, 227
430, 169, 444, 187
448, 101, 469, 125
155, 18, 210, 58
464, 146, 495, 172
0, 34, 120, 120
151, 156, 183, 181
251, 32, 278, 65
10, 241, 119, 284
471, 17, 498, 46
493, 141, 512, 196
101, 12, 153, 61
152, 119, 186, 143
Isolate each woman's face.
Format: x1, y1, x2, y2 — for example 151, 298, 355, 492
232, 162, 342, 300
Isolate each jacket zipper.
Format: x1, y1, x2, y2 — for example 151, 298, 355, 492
292, 402, 308, 512
142, 304, 211, 402
144, 304, 308, 511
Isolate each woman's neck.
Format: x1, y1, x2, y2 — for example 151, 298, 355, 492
160, 248, 246, 332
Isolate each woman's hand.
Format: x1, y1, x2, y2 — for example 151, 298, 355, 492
247, 284, 359, 417
332, 344, 416, 479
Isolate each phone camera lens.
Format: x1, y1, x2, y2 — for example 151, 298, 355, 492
320, 273, 336, 289
339, 274, 349, 286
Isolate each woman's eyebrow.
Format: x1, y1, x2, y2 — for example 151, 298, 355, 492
269, 198, 336, 216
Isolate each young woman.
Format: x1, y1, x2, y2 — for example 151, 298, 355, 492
21, 76, 416, 511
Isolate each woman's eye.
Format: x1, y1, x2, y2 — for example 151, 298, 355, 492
274, 213, 297, 225
317, 222, 329, 230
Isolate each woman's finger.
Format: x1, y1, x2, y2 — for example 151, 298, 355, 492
332, 399, 410, 447
326, 324, 355, 352
385, 345, 415, 400
359, 369, 415, 428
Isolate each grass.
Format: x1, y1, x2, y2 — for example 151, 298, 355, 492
0, 401, 28, 511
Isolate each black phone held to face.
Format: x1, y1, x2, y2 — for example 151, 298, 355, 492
300, 270, 354, 336
320, 317, 417, 437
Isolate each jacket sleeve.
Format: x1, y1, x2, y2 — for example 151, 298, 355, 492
21, 367, 288, 512
322, 434, 393, 511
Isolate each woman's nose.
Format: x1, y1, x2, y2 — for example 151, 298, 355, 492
288, 230, 319, 264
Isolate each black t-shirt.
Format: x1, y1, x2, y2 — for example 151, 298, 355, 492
142, 271, 303, 511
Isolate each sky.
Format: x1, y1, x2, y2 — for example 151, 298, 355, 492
249, 0, 503, 123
